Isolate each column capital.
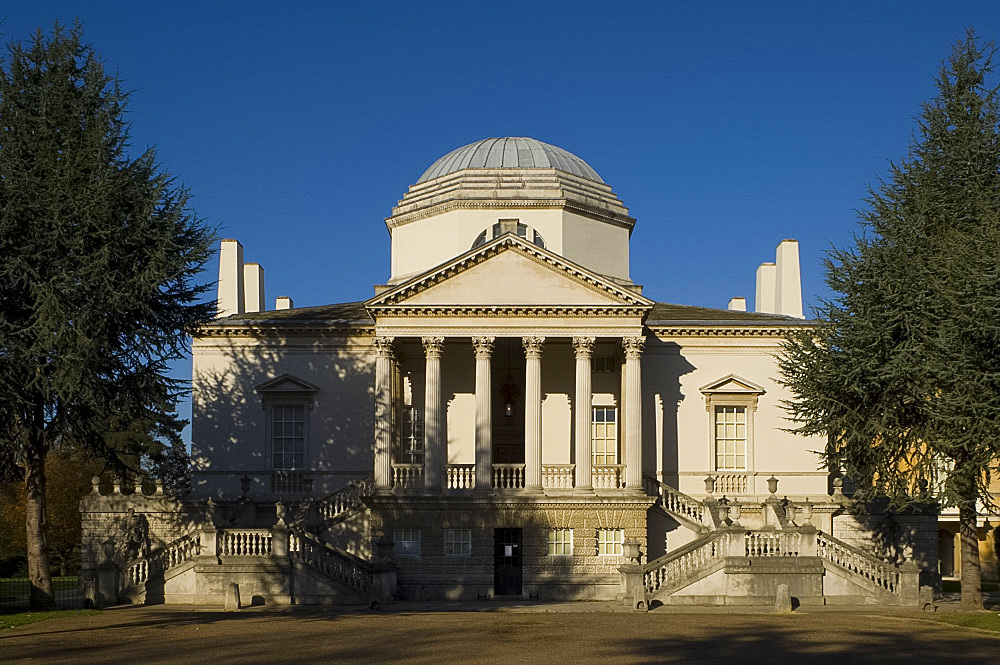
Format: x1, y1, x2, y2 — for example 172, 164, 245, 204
522, 336, 545, 358
422, 336, 445, 358
374, 336, 396, 359
622, 336, 645, 358
472, 336, 495, 358
572, 336, 596, 358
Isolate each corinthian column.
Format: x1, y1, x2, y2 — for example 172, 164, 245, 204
373, 336, 396, 490
623, 336, 645, 489
522, 336, 545, 492
422, 336, 444, 491
573, 336, 595, 491
473, 336, 495, 491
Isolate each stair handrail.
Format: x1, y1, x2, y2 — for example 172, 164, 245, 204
311, 475, 373, 524
642, 530, 729, 595
816, 530, 902, 595
121, 530, 202, 591
289, 528, 374, 594
643, 475, 709, 530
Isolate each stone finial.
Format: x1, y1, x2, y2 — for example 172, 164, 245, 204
800, 498, 813, 525
730, 499, 743, 526
275, 500, 287, 525
91, 476, 101, 495
154, 479, 164, 495
622, 540, 642, 563
767, 475, 779, 495
704, 475, 716, 494
112, 478, 122, 495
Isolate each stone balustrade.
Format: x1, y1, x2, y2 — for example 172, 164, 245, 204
714, 473, 748, 495
817, 531, 900, 594
391, 463, 423, 489
542, 464, 575, 489
445, 464, 476, 490
290, 530, 373, 595
314, 476, 372, 522
218, 529, 272, 557
492, 464, 525, 489
593, 464, 625, 489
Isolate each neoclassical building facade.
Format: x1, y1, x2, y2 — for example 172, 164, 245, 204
81, 138, 937, 607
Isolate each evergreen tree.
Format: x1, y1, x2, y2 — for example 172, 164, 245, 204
0, 23, 214, 608
780, 30, 1000, 610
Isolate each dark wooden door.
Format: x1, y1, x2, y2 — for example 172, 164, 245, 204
494, 528, 522, 596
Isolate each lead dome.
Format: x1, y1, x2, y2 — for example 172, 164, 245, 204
418, 137, 604, 184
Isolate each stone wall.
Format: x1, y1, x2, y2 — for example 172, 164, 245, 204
369, 495, 654, 601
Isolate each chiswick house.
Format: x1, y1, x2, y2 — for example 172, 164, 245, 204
80, 137, 936, 609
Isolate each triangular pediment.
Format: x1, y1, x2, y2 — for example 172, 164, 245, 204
366, 234, 653, 310
255, 374, 320, 394
699, 374, 765, 395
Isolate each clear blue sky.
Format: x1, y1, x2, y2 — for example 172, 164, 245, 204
6, 2, 1000, 444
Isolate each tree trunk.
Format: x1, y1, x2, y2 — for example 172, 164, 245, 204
25, 427, 54, 609
958, 502, 983, 610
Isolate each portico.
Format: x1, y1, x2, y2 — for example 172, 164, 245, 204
366, 233, 653, 496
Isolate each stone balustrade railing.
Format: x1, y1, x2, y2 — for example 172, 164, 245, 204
492, 464, 525, 489
314, 476, 373, 522
122, 531, 201, 590
290, 530, 373, 595
745, 530, 803, 557
542, 464, 575, 489
643, 530, 730, 595
714, 473, 748, 495
817, 531, 901, 594
271, 471, 313, 495
644, 475, 706, 527
391, 463, 423, 489
594, 464, 625, 489
218, 529, 272, 557
445, 464, 476, 490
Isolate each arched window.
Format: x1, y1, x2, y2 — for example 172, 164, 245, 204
471, 220, 546, 249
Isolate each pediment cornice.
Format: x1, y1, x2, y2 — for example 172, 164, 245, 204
366, 234, 653, 313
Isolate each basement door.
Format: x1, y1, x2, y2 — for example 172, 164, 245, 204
494, 528, 522, 596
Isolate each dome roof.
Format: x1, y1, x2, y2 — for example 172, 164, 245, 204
417, 137, 604, 184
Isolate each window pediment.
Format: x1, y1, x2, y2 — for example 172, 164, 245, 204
699, 374, 764, 412
255, 374, 319, 405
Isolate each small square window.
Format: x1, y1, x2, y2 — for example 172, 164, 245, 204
444, 529, 472, 556
393, 529, 421, 556
597, 528, 624, 556
547, 529, 573, 555
592, 357, 616, 373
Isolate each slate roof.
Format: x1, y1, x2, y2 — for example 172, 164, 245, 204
208, 300, 806, 327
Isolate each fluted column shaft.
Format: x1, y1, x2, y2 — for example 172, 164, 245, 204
373, 336, 396, 490
523, 336, 545, 492
573, 337, 595, 491
623, 336, 645, 489
422, 337, 444, 491
473, 337, 495, 491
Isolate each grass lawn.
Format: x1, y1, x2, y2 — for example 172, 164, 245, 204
938, 612, 1000, 635
0, 608, 99, 630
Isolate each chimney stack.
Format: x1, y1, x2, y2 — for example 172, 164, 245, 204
243, 263, 265, 313
217, 239, 245, 318
774, 239, 803, 319
727, 297, 747, 312
276, 296, 293, 310
755, 262, 776, 314
753, 240, 803, 318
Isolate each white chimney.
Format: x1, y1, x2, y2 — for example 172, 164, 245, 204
275, 296, 293, 310
775, 239, 803, 318
727, 297, 747, 312
217, 239, 244, 318
755, 262, 776, 314
243, 263, 265, 313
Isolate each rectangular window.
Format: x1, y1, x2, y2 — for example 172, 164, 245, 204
547, 529, 573, 555
715, 405, 747, 471
592, 407, 618, 465
591, 357, 616, 373
444, 529, 472, 556
272, 404, 305, 469
597, 528, 624, 556
401, 406, 424, 465
393, 529, 421, 556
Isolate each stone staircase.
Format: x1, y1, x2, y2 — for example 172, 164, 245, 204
643, 476, 711, 535
630, 525, 921, 607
